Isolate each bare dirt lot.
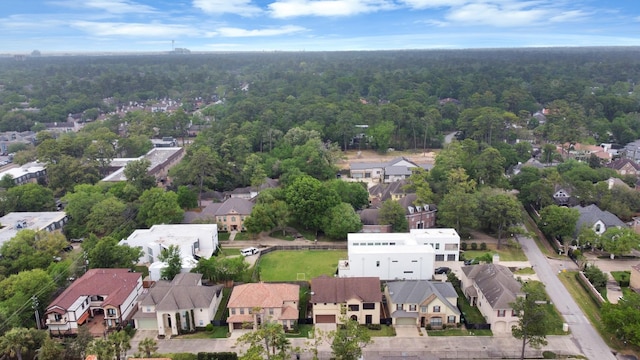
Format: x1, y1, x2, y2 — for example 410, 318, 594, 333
338, 149, 438, 169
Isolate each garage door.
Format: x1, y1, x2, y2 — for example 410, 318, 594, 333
135, 318, 157, 330
315, 315, 336, 323
233, 322, 244, 329
396, 317, 415, 326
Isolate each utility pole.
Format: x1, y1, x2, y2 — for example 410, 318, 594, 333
31, 295, 41, 330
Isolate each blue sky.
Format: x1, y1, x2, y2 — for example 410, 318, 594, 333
1, 0, 640, 53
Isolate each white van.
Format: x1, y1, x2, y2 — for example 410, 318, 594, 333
241, 247, 259, 256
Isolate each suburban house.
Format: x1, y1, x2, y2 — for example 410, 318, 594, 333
606, 158, 640, 177
559, 143, 611, 162
349, 157, 423, 184
0, 131, 36, 155
397, 194, 437, 229
0, 211, 68, 250
0, 161, 46, 186
339, 229, 460, 280
384, 280, 460, 328
199, 197, 255, 232
310, 276, 382, 325
573, 204, 626, 236
45, 269, 143, 336
119, 224, 218, 280
133, 273, 223, 336
223, 178, 279, 200
460, 264, 523, 333
358, 208, 392, 233
368, 180, 408, 207
623, 139, 640, 162
226, 283, 299, 332
552, 184, 575, 206
101, 147, 184, 186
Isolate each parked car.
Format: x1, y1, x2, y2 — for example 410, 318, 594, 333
241, 247, 259, 256
464, 258, 478, 265
434, 266, 451, 274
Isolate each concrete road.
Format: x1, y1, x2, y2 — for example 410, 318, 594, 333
517, 234, 617, 360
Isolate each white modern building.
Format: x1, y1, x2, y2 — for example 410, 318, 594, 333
119, 224, 218, 280
338, 228, 460, 280
0, 161, 46, 186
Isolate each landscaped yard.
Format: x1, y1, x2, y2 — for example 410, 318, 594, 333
286, 324, 313, 338
218, 247, 241, 256
178, 326, 229, 339
364, 325, 396, 337
258, 250, 347, 281
463, 247, 527, 262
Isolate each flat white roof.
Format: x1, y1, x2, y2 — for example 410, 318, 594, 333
348, 228, 460, 245
102, 147, 182, 182
121, 224, 218, 259
0, 161, 45, 179
349, 243, 434, 255
0, 211, 67, 247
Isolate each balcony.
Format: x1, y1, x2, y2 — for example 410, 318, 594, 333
46, 317, 67, 325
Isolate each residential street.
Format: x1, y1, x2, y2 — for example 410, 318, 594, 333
517, 234, 617, 360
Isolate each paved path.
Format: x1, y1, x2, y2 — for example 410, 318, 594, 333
517, 234, 617, 360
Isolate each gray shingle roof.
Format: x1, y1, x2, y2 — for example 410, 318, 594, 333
461, 264, 522, 310
386, 280, 459, 315
139, 273, 223, 311
573, 204, 626, 232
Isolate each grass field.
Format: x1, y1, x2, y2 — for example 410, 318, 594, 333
258, 250, 347, 281
463, 247, 527, 262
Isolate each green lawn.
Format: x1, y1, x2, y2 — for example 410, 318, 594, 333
463, 248, 527, 262
365, 325, 396, 337
218, 232, 231, 241
219, 248, 241, 256
258, 250, 347, 281
286, 324, 313, 338
611, 271, 630, 286
514, 267, 535, 275
456, 293, 486, 324
178, 326, 229, 339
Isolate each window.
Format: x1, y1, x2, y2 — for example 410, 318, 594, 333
223, 216, 227, 221
148, 247, 153, 256
231, 309, 236, 315
231, 216, 236, 222
512, 310, 518, 317
411, 260, 418, 263
389, 242, 396, 245
348, 304, 359, 311
430, 317, 442, 326
54, 314, 62, 321
433, 306, 440, 313
435, 254, 445, 261
435, 243, 440, 250
409, 305, 417, 311
199, 320, 204, 326
447, 316, 456, 324
595, 223, 602, 232
497, 310, 506, 317
269, 308, 274, 315
447, 254, 456, 261
376, 261, 380, 267
420, 306, 427, 313
403, 271, 413, 274
397, 304, 404, 310
107, 308, 116, 316
445, 243, 458, 250
240, 308, 245, 315
363, 303, 375, 310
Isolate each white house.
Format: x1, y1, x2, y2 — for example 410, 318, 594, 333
119, 224, 218, 280
0, 161, 46, 186
45, 269, 143, 335
338, 229, 460, 279
133, 273, 223, 336
338, 230, 461, 280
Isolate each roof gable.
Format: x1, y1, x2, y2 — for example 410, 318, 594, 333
386, 280, 458, 314
461, 264, 522, 309
228, 283, 299, 309
311, 276, 382, 303
573, 204, 626, 230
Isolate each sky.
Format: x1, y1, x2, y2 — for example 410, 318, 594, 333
1, 0, 640, 53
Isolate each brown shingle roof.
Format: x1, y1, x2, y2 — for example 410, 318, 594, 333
227, 283, 299, 309
46, 269, 141, 314
310, 276, 381, 303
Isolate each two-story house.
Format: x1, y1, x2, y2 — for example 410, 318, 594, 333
133, 273, 223, 336
460, 264, 523, 333
573, 204, 626, 237
45, 269, 143, 336
226, 283, 299, 333
311, 276, 382, 325
606, 158, 640, 177
384, 280, 460, 328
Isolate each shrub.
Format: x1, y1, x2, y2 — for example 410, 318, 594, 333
197, 352, 238, 360
425, 324, 432, 330
479, 242, 487, 250
205, 323, 214, 332
470, 242, 478, 250
367, 324, 382, 330
461, 242, 468, 251
542, 351, 556, 359
584, 265, 607, 289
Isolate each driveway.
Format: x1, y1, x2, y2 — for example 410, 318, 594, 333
517, 234, 617, 360
394, 325, 422, 338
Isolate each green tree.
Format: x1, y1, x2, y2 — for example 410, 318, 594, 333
539, 205, 580, 255
330, 319, 372, 360
176, 146, 219, 207
511, 283, 551, 360
601, 291, 640, 346
86, 236, 142, 269
124, 158, 156, 194
378, 199, 408, 232
37, 335, 64, 360
108, 330, 131, 360
322, 203, 363, 240
86, 197, 128, 237
368, 121, 395, 153
285, 175, 340, 234
176, 185, 198, 209
46, 156, 100, 196
244, 203, 277, 235
5, 183, 55, 213
0, 328, 46, 360
86, 338, 115, 360
474, 147, 507, 188
326, 180, 370, 211
403, 167, 434, 205
158, 244, 182, 280
0, 270, 55, 329
0, 174, 15, 189
600, 227, 640, 259
136, 188, 184, 228
478, 190, 522, 249
242, 153, 267, 189
437, 191, 479, 237
236, 321, 292, 360
136, 337, 157, 358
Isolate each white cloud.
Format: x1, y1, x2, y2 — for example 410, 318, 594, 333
419, 19, 449, 27
268, 0, 395, 18
446, 2, 548, 27
548, 10, 590, 23
214, 25, 307, 37
70, 21, 196, 37
399, 0, 466, 10
192, 0, 262, 16
50, 0, 158, 14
